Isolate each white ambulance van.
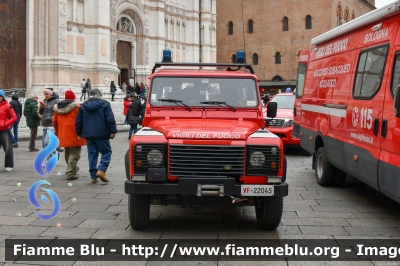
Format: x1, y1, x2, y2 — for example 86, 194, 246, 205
293, 0, 400, 202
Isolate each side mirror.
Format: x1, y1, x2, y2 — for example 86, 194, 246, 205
267, 102, 277, 118
131, 100, 141, 116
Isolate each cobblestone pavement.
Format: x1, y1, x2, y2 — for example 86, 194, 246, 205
0, 133, 399, 265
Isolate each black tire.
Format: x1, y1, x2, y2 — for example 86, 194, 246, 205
124, 150, 130, 180
334, 169, 347, 186
282, 156, 287, 182
128, 194, 150, 230
254, 196, 283, 230
315, 147, 335, 186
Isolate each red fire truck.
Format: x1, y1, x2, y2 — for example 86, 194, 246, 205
124, 50, 288, 230
293, 1, 400, 202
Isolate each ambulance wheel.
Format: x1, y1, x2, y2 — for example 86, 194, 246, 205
254, 196, 283, 230
128, 194, 150, 230
315, 147, 335, 186
334, 169, 347, 186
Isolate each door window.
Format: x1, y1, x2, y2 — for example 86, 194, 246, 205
391, 54, 400, 98
353, 45, 388, 99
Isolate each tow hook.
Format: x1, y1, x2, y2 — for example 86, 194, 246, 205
218, 191, 248, 203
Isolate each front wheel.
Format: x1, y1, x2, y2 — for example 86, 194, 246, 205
254, 196, 283, 230
315, 147, 335, 186
128, 194, 150, 230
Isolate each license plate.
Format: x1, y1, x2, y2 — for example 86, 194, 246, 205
241, 185, 274, 196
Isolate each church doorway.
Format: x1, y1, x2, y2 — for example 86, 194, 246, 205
0, 0, 27, 91
117, 41, 133, 86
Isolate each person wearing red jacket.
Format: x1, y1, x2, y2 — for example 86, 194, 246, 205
53, 90, 86, 180
0, 90, 17, 171
123, 95, 130, 125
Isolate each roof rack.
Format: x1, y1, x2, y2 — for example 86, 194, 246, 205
151, 62, 255, 74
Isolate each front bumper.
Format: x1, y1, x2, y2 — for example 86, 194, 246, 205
125, 178, 288, 197
268, 127, 300, 146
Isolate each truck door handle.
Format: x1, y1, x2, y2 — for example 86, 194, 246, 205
373, 118, 379, 136
382, 119, 387, 138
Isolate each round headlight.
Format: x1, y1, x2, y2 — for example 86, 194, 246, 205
250, 151, 265, 167
147, 150, 163, 165
271, 147, 278, 154
136, 146, 143, 152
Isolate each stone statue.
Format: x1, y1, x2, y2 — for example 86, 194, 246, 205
117, 18, 133, 34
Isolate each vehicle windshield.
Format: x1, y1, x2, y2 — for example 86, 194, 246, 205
271, 94, 295, 109
149, 77, 259, 108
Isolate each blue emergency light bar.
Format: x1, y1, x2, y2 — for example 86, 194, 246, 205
235, 50, 246, 63
153, 49, 254, 73
162, 49, 172, 62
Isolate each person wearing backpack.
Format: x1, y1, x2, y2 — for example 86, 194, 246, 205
80, 79, 87, 101
126, 97, 141, 139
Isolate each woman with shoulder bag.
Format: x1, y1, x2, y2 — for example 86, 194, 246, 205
126, 98, 141, 139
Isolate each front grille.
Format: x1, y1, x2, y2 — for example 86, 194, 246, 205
265, 119, 285, 127
246, 146, 280, 175
169, 145, 245, 177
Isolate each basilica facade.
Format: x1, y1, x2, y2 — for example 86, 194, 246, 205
2, 0, 216, 95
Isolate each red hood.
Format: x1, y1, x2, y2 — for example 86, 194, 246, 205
263, 108, 293, 119
148, 119, 260, 140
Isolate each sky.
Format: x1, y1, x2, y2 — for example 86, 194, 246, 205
375, 0, 398, 8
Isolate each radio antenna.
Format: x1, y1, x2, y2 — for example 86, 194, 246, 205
241, 3, 246, 62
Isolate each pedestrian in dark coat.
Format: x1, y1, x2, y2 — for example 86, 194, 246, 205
23, 93, 41, 151
85, 79, 92, 99
0, 90, 17, 171
126, 83, 134, 94
126, 98, 141, 139
110, 81, 116, 101
135, 82, 141, 95
263, 94, 270, 106
76, 89, 117, 183
9, 92, 22, 147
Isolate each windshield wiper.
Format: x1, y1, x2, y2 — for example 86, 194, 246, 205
200, 101, 236, 111
157, 99, 191, 110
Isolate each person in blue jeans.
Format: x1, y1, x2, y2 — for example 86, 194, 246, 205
76, 89, 117, 183
9, 92, 22, 148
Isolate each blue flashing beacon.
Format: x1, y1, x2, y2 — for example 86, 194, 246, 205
235, 50, 246, 63
162, 49, 172, 62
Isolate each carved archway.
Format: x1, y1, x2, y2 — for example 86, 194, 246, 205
120, 9, 144, 65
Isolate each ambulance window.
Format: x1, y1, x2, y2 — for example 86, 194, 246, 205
353, 46, 388, 99
391, 54, 400, 98
296, 64, 306, 98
